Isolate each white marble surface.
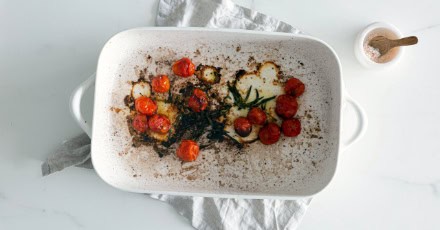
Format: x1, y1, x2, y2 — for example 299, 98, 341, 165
1, 0, 439, 229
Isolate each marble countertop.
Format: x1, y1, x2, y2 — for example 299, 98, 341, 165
1, 0, 439, 229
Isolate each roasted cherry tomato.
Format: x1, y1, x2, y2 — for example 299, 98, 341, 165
285, 77, 305, 97
151, 75, 170, 93
148, 114, 171, 134
281, 118, 301, 137
132, 114, 148, 133
135, 96, 157, 115
258, 122, 281, 145
172, 57, 195, 77
234, 117, 252, 137
275, 95, 298, 119
247, 107, 267, 125
176, 140, 200, 162
188, 88, 208, 112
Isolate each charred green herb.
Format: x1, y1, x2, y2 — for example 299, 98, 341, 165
159, 82, 240, 149
161, 104, 235, 148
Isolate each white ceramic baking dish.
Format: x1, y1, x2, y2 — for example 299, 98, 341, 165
71, 28, 367, 199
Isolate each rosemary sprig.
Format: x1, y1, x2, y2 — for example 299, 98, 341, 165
253, 96, 276, 107
244, 86, 252, 102
227, 81, 276, 109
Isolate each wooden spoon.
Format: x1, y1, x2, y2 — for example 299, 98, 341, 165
368, 36, 418, 56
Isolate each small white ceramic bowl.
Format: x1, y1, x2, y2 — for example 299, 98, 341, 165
355, 22, 403, 69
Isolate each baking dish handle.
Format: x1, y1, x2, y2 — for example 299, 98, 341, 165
70, 74, 95, 138
341, 94, 368, 151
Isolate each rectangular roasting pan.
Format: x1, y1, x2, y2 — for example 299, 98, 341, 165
70, 27, 367, 199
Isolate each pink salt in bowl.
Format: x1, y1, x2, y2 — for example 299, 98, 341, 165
355, 22, 404, 69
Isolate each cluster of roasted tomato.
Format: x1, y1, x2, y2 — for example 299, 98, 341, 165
233, 77, 305, 145
132, 56, 306, 162
132, 57, 203, 162
132, 76, 170, 134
